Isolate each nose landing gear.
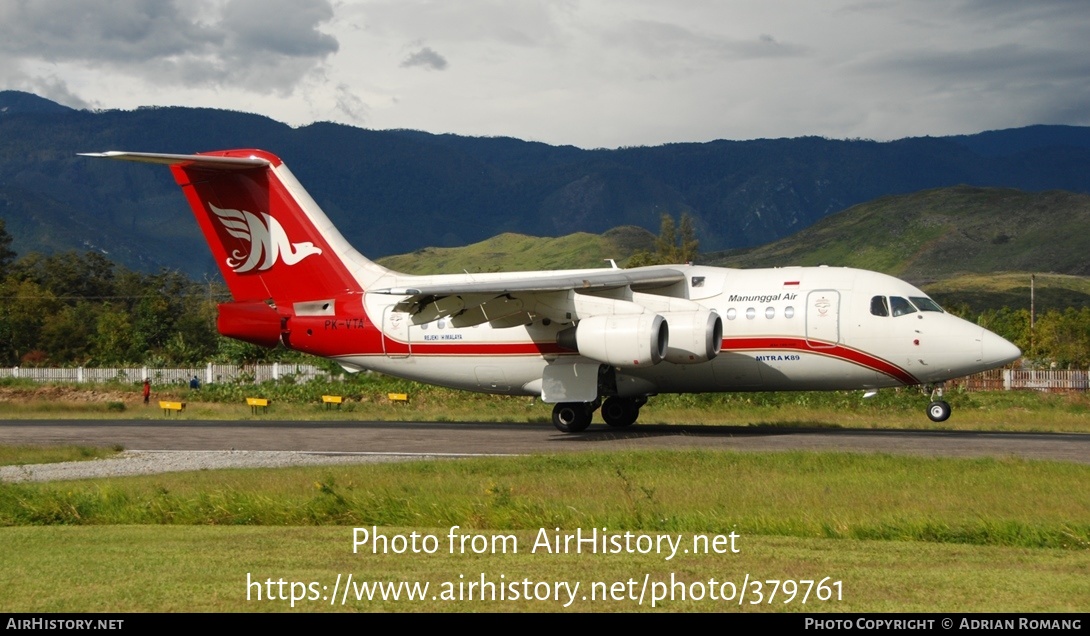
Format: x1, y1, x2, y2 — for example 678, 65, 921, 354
925, 383, 951, 422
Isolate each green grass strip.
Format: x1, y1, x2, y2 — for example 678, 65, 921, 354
2, 450, 1087, 551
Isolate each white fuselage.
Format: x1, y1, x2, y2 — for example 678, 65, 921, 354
337, 264, 1016, 398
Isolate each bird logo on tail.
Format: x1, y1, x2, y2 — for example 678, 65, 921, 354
210, 203, 323, 273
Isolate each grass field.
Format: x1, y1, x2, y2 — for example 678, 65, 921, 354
1, 451, 1089, 612
1, 381, 1088, 613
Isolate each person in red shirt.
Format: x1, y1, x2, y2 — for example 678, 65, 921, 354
142, 379, 150, 406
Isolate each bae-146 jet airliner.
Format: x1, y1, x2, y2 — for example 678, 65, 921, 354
83, 149, 1021, 432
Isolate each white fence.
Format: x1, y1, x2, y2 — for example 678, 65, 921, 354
0, 363, 331, 385
958, 368, 1089, 392
1, 365, 1086, 392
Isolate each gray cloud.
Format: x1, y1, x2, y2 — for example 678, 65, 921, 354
0, 0, 222, 61
604, 19, 804, 71
221, 0, 338, 58
362, 0, 563, 48
0, 0, 338, 93
334, 83, 368, 123
400, 47, 448, 71
855, 41, 1090, 127
0, 68, 96, 110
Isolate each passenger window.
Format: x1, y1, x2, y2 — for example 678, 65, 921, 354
890, 296, 917, 317
909, 296, 944, 312
691, 276, 705, 287
870, 296, 889, 317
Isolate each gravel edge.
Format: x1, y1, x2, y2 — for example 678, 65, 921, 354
0, 450, 443, 483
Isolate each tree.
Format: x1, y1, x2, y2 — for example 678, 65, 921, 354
1035, 308, 1090, 367
0, 219, 14, 276
0, 279, 61, 365
626, 212, 699, 267
978, 308, 1031, 357
91, 304, 134, 365
653, 214, 679, 263
678, 212, 699, 263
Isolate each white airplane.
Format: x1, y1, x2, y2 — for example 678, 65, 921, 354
83, 149, 1021, 432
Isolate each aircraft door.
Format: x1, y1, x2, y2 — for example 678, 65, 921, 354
805, 290, 840, 348
382, 307, 411, 358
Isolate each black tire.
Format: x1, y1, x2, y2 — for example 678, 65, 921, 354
552, 402, 592, 433
601, 397, 639, 427
927, 400, 951, 423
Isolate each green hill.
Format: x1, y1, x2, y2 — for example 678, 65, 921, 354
705, 186, 1090, 312
709, 186, 1090, 277
379, 187, 1090, 313
377, 226, 655, 274
924, 273, 1090, 314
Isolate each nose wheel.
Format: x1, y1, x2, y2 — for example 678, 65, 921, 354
927, 400, 951, 422
925, 383, 952, 422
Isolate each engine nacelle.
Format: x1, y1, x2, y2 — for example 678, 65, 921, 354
661, 310, 722, 364
557, 314, 667, 367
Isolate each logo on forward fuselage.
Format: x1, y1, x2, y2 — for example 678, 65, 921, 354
210, 203, 322, 273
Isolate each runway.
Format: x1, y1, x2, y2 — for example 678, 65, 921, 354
2, 419, 1088, 465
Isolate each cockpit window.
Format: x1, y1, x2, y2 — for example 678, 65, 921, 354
870, 295, 889, 317
890, 296, 917, 317
909, 296, 944, 312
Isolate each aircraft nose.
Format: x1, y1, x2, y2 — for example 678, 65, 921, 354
981, 329, 1021, 366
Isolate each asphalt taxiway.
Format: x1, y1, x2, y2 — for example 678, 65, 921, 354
1, 419, 1087, 465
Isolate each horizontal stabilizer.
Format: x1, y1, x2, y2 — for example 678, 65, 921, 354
78, 151, 270, 170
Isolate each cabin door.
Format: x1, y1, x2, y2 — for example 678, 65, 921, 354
805, 290, 840, 348
382, 307, 412, 358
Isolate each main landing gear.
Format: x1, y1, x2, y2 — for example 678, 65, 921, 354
551, 400, 597, 433
925, 383, 951, 422
551, 397, 647, 433
601, 396, 646, 428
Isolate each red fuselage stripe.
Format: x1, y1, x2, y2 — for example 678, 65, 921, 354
356, 334, 919, 384
722, 336, 919, 384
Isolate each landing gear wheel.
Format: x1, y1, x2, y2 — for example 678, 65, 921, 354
927, 400, 951, 423
552, 402, 593, 433
601, 397, 639, 427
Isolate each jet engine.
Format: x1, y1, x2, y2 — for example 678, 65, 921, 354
660, 310, 722, 364
557, 314, 667, 367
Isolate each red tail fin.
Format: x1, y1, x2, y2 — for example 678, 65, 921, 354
169, 149, 366, 303
83, 149, 392, 304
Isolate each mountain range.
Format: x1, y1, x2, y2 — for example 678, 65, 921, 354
3, 90, 1090, 279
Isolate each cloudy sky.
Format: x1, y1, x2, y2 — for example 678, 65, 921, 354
2, 0, 1088, 148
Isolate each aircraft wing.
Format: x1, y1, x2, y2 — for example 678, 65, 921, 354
371, 266, 685, 296
369, 266, 689, 328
